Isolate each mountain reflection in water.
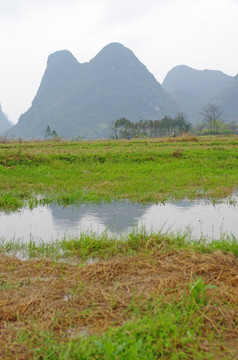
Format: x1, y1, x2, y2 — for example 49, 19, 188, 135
0, 199, 237, 243
50, 202, 146, 232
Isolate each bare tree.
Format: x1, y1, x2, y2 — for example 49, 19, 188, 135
200, 103, 222, 134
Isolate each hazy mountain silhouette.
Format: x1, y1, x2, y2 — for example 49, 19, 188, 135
0, 104, 12, 134
50, 202, 147, 232
162, 65, 232, 122
212, 74, 238, 121
6, 43, 178, 139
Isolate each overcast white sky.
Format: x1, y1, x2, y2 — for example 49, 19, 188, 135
1, 0, 238, 123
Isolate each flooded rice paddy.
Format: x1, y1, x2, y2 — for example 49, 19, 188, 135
0, 196, 237, 242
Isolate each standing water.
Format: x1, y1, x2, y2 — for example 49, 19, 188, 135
0, 197, 237, 242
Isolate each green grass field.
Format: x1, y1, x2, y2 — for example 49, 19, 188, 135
0, 135, 237, 210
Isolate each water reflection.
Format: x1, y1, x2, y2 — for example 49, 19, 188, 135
0, 198, 237, 243
51, 202, 146, 232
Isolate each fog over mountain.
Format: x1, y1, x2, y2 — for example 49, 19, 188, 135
162, 65, 233, 123
5, 43, 178, 139
0, 104, 12, 134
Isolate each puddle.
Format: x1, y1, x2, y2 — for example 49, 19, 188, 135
86, 257, 100, 265
66, 326, 89, 339
0, 197, 237, 242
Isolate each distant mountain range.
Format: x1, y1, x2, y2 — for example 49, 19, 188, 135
5, 43, 178, 139
0, 104, 12, 134
162, 65, 233, 123
3, 43, 238, 139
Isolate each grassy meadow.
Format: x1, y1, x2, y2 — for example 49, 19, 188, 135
0, 135, 238, 359
0, 135, 237, 210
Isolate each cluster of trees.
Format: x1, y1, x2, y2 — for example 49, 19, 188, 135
111, 115, 191, 139
111, 103, 237, 139
44, 125, 59, 139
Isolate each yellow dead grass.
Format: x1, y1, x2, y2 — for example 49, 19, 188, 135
0, 248, 238, 359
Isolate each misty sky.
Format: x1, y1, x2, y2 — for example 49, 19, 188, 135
1, 0, 238, 124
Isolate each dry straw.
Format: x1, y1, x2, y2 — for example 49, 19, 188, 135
0, 248, 238, 359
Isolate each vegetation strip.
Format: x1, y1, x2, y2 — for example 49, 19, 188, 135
0, 135, 237, 210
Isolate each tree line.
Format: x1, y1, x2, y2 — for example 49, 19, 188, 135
111, 103, 237, 139
111, 115, 191, 139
